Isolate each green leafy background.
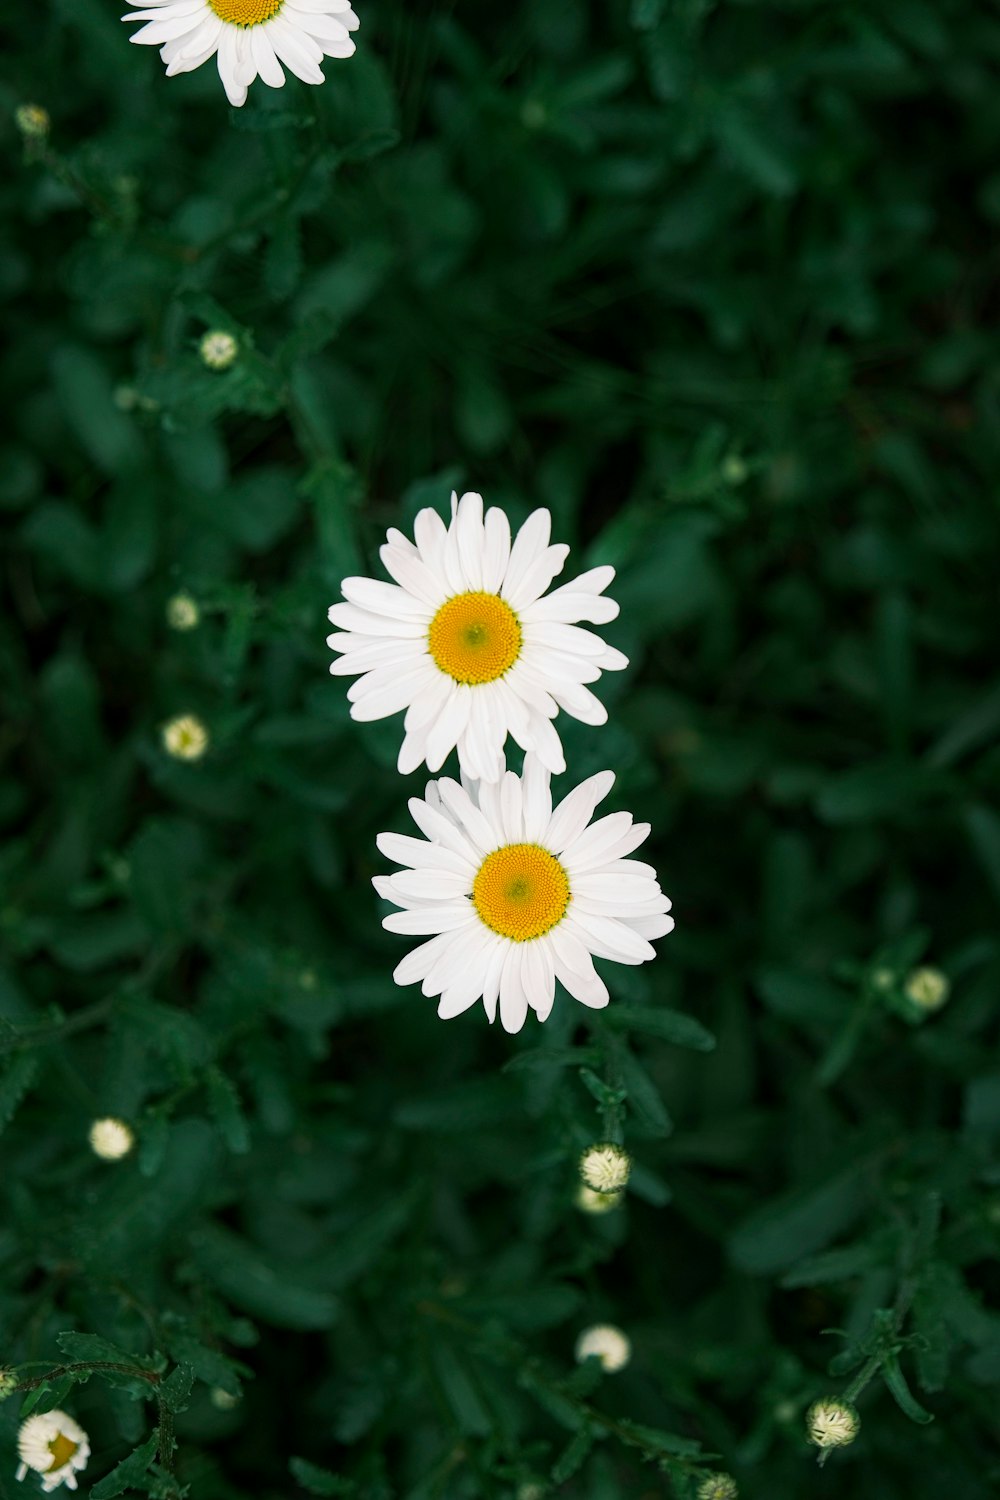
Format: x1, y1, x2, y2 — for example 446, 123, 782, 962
2, 1, 999, 1496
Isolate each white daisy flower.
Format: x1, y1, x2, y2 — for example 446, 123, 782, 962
121, 0, 360, 109
327, 491, 628, 783
574, 1324, 631, 1372
374, 756, 673, 1034
16, 1412, 90, 1493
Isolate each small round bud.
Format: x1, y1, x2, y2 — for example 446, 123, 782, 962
88, 1117, 134, 1161
574, 1324, 631, 1373
870, 966, 895, 992
721, 455, 748, 486
806, 1399, 859, 1450
0, 1367, 18, 1401
166, 593, 200, 631
575, 1183, 623, 1215
15, 104, 50, 139
209, 1387, 240, 1411
200, 330, 238, 371
697, 1474, 738, 1500
579, 1142, 631, 1195
162, 713, 209, 762
903, 967, 949, 1013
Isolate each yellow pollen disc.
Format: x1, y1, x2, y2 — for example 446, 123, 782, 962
47, 1435, 79, 1472
472, 844, 570, 942
209, 0, 283, 25
428, 592, 522, 685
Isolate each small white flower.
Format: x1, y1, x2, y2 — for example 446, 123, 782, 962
199, 330, 238, 371
806, 1398, 859, 1449
121, 0, 360, 109
166, 593, 200, 631
16, 1412, 90, 1493
574, 1324, 630, 1373
579, 1142, 630, 1194
328, 491, 627, 783
374, 756, 673, 1034
88, 1117, 134, 1161
575, 1183, 622, 1215
162, 713, 209, 761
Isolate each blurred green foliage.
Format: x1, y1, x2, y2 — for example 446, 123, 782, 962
2, 1, 1000, 1497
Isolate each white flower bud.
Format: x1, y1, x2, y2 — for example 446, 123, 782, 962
806, 1398, 859, 1449
574, 1324, 630, 1373
166, 594, 200, 631
162, 713, 209, 761
697, 1474, 738, 1500
15, 104, 50, 139
579, 1142, 631, 1194
199, 330, 238, 371
574, 1183, 623, 1215
903, 967, 949, 1013
88, 1117, 134, 1161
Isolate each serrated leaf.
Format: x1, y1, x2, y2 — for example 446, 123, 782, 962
0, 1052, 39, 1135
289, 1457, 356, 1496
159, 1363, 194, 1414
205, 1066, 250, 1154
90, 1430, 159, 1499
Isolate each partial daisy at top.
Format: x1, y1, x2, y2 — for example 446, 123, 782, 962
375, 756, 673, 1034
122, 0, 360, 108
327, 491, 628, 783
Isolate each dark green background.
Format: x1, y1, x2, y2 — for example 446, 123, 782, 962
2, 1, 1000, 1496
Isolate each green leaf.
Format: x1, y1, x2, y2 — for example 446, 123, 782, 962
881, 1352, 934, 1424
0, 1052, 39, 1135
205, 1066, 250, 1154
290, 1457, 357, 1496
730, 1162, 869, 1275
551, 1428, 595, 1483
89, 1430, 159, 1499
159, 1363, 194, 1414
605, 1004, 715, 1051
619, 1049, 672, 1136
190, 1224, 339, 1330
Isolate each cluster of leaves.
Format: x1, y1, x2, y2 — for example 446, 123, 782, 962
2, 0, 1000, 1496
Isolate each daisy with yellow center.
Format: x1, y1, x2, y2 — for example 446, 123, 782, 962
121, 0, 360, 108
16, 1412, 90, 1493
328, 490, 628, 783
374, 756, 673, 1034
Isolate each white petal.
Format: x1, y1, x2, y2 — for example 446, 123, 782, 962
499, 946, 529, 1034
545, 771, 615, 852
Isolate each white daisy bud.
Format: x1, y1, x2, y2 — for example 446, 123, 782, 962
0, 1367, 17, 1401
579, 1142, 631, 1194
166, 594, 200, 631
575, 1184, 623, 1215
162, 713, 209, 762
903, 967, 949, 1013
15, 104, 50, 139
697, 1474, 738, 1500
806, 1398, 859, 1450
209, 1387, 240, 1410
16, 1411, 90, 1492
88, 1117, 134, 1161
199, 330, 238, 372
574, 1324, 631, 1373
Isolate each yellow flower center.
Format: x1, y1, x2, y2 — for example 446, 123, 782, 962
428, 592, 522, 685
47, 1434, 79, 1473
472, 844, 569, 941
209, 0, 283, 25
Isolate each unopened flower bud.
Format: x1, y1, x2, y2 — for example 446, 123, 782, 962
574, 1324, 630, 1373
903, 967, 949, 1014
806, 1398, 859, 1450
209, 1387, 240, 1410
88, 1117, 134, 1161
697, 1474, 738, 1500
162, 713, 209, 761
166, 594, 200, 631
579, 1142, 630, 1195
15, 104, 50, 139
0, 1367, 18, 1401
199, 330, 238, 371
575, 1183, 623, 1215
